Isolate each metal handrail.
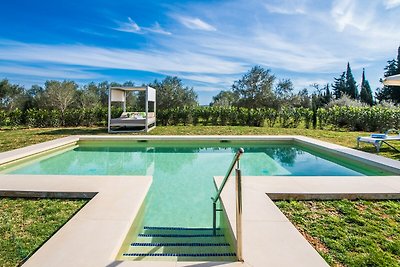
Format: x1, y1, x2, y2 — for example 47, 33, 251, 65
211, 148, 244, 203
212, 148, 244, 262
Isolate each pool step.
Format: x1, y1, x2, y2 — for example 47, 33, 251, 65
122, 226, 236, 261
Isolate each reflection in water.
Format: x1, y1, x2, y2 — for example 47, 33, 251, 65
262, 146, 304, 166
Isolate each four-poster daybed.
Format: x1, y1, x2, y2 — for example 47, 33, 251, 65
108, 86, 156, 133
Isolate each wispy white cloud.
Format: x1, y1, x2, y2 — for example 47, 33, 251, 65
113, 18, 171, 35
175, 16, 216, 31
291, 78, 332, 90
144, 22, 172, 35
0, 64, 104, 80
264, 0, 307, 15
330, 0, 378, 32
114, 17, 141, 33
328, 0, 399, 53
1, 0, 399, 102
0, 40, 240, 74
331, 0, 354, 31
177, 73, 236, 89
174, 31, 345, 73
383, 0, 400, 9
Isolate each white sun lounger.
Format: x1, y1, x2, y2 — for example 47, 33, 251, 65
357, 129, 400, 152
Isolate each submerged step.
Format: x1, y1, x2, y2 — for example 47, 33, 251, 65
131, 242, 230, 247
143, 226, 221, 231
134, 235, 227, 244
126, 243, 233, 255
122, 225, 237, 262
123, 252, 236, 257
141, 226, 223, 236
138, 233, 224, 238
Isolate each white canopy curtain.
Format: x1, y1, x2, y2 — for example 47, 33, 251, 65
383, 74, 400, 86
108, 86, 156, 133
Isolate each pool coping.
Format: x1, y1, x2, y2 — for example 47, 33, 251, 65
1, 135, 400, 267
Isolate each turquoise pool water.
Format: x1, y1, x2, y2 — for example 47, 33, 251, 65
1, 140, 394, 227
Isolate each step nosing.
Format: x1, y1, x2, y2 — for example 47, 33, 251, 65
131, 242, 230, 247
123, 252, 237, 257
143, 226, 221, 231
138, 234, 225, 237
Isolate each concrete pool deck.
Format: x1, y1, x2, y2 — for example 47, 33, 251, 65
1, 135, 400, 266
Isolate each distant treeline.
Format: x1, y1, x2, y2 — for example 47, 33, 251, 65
2, 105, 400, 132
1, 46, 399, 130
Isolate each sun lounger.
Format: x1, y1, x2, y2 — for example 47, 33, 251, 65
357, 129, 400, 152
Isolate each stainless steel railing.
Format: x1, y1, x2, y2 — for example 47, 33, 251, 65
211, 148, 244, 262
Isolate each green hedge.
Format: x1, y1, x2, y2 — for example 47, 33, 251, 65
157, 106, 310, 128
1, 106, 400, 132
323, 106, 400, 131
0, 107, 120, 128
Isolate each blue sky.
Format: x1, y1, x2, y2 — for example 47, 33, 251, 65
0, 0, 399, 104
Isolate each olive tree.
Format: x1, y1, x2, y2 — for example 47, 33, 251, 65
150, 76, 198, 110
232, 66, 276, 108
44, 80, 77, 124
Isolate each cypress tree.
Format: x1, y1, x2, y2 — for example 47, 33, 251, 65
377, 46, 400, 103
345, 62, 358, 99
360, 68, 373, 105
332, 72, 346, 99
376, 60, 395, 102
324, 83, 332, 104
384, 59, 398, 77
397, 45, 400, 74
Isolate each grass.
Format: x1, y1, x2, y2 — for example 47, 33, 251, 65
1, 126, 399, 159
0, 127, 105, 152
0, 198, 87, 267
276, 200, 400, 267
1, 125, 400, 266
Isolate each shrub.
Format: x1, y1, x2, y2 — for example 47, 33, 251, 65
180, 107, 193, 126
64, 109, 82, 126
0, 109, 9, 126
265, 108, 278, 127
191, 107, 202, 126
301, 108, 313, 129
8, 109, 23, 127
209, 107, 220, 125
316, 108, 327, 129
5, 105, 400, 132
157, 109, 170, 126
279, 107, 303, 128
200, 107, 212, 126
325, 94, 367, 108
324, 106, 400, 132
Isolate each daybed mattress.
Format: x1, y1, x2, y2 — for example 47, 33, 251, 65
110, 117, 156, 127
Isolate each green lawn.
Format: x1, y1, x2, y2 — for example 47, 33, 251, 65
0, 198, 87, 267
1, 126, 400, 266
1, 126, 399, 159
276, 200, 400, 267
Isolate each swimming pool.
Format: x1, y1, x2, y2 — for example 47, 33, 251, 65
1, 139, 395, 228
1, 136, 399, 262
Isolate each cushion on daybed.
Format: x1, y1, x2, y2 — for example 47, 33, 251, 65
118, 112, 155, 119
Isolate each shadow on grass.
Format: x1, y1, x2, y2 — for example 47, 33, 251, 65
37, 127, 108, 136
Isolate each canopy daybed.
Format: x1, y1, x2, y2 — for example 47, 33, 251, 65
108, 86, 156, 133
383, 74, 400, 86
